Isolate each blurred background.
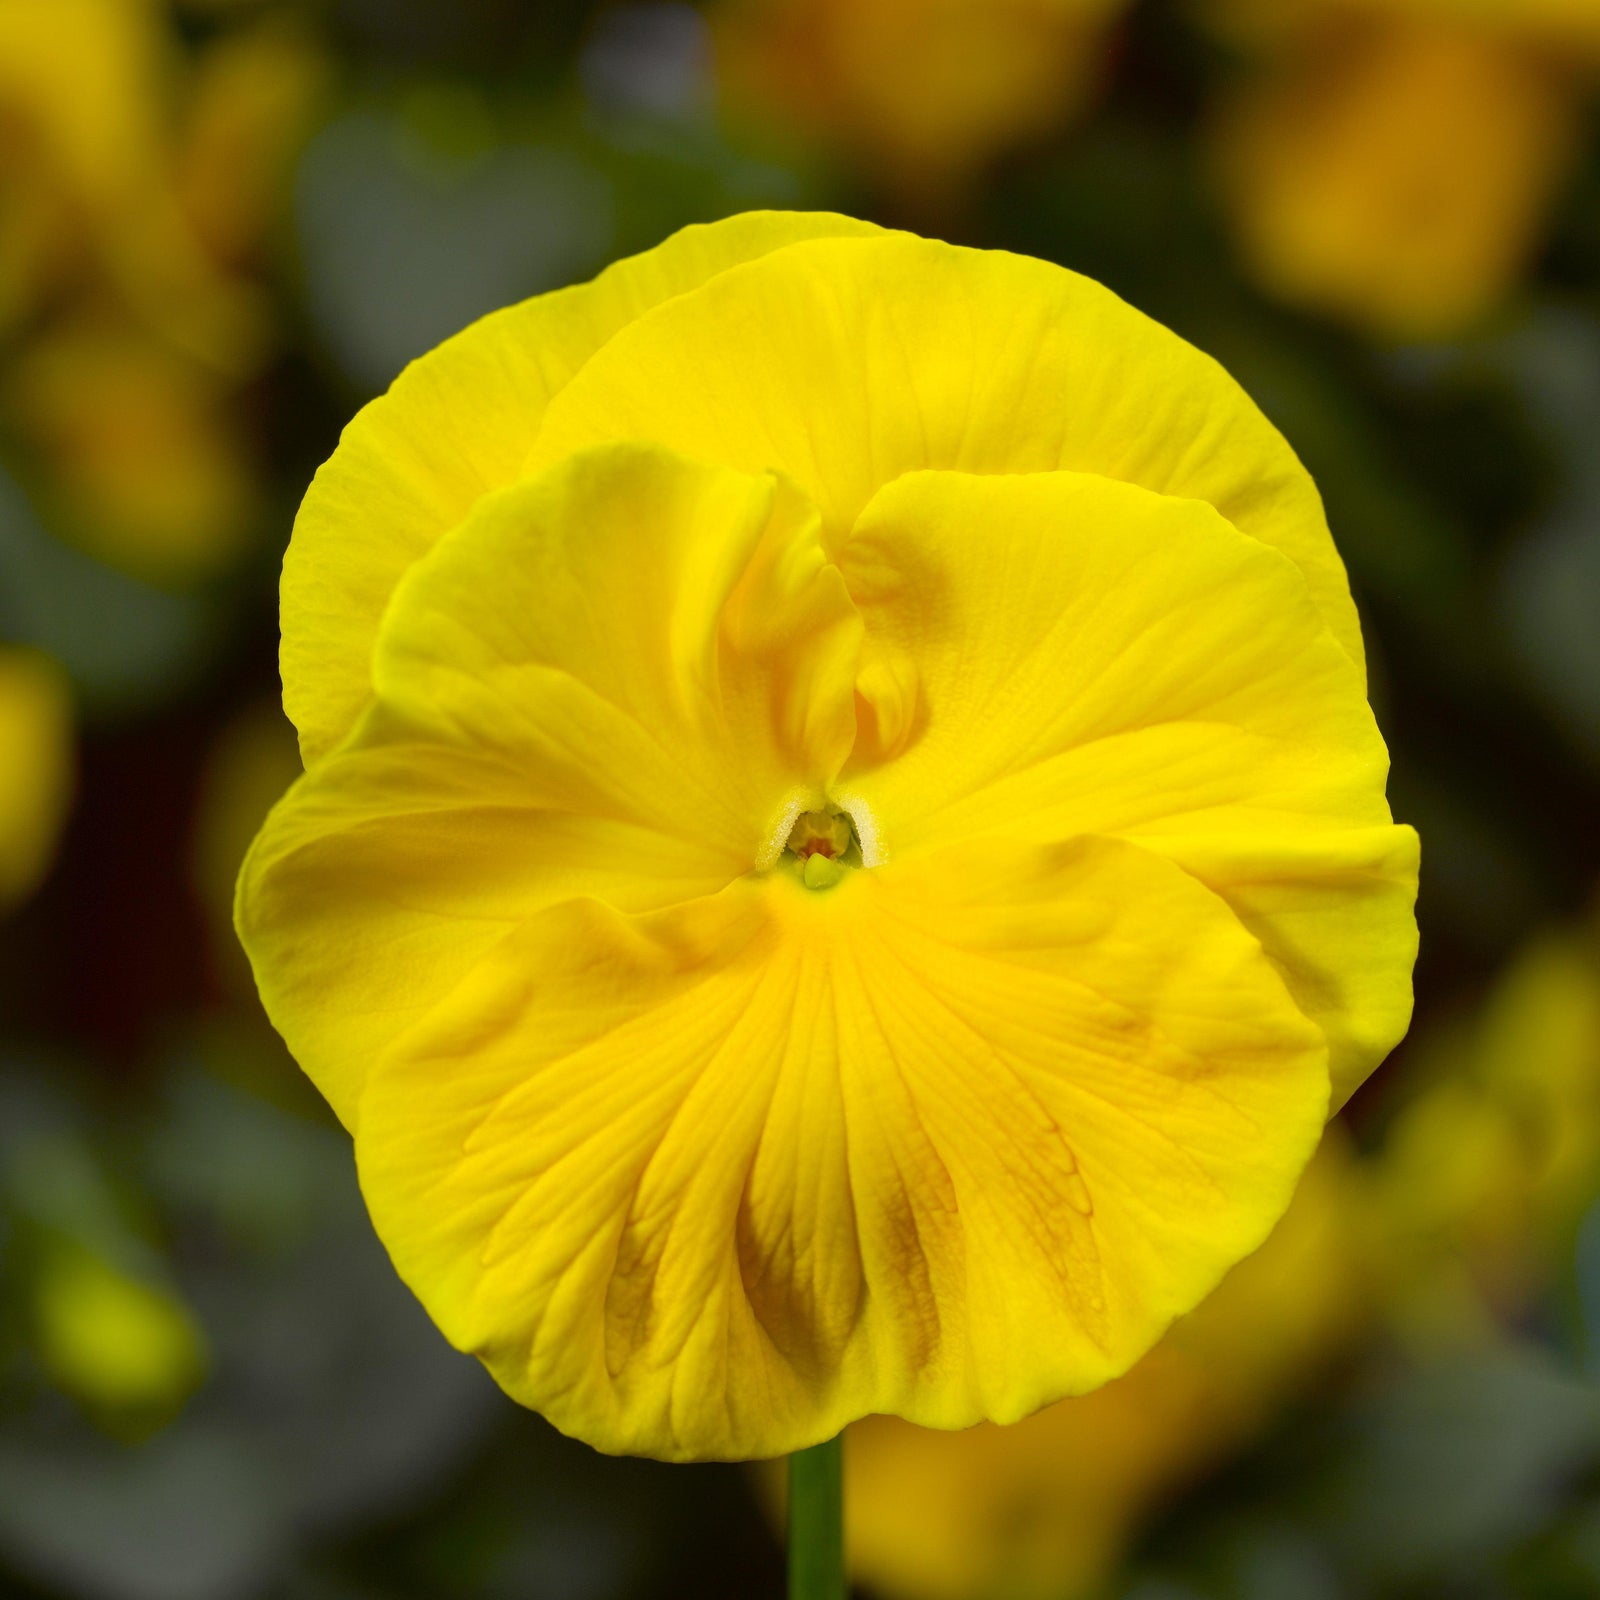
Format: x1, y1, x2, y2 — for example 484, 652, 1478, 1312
4, 1, 1600, 1597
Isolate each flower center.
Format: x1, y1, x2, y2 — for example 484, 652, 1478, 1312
786, 809, 856, 891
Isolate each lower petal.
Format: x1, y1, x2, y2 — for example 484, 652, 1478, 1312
356, 833, 1328, 1461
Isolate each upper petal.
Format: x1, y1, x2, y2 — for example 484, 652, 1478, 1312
372, 441, 861, 839
833, 467, 1417, 1107
281, 210, 882, 767
355, 834, 1327, 1461
237, 443, 861, 1130
525, 230, 1361, 672
837, 468, 1382, 836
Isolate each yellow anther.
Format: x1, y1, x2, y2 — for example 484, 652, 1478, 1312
786, 809, 852, 861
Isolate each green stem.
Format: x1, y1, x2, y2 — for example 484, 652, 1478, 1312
787, 1434, 845, 1600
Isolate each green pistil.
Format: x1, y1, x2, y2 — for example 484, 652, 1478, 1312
802, 853, 848, 891
786, 809, 857, 891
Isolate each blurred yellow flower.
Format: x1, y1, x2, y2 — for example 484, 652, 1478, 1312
1197, 0, 1600, 51
1371, 925, 1600, 1340
5, 318, 258, 584
175, 13, 329, 270
711, 0, 1132, 203
843, 1134, 1369, 1600
1206, 3, 1592, 338
31, 1240, 208, 1417
237, 212, 1417, 1461
808, 917, 1600, 1600
192, 701, 304, 996
0, 646, 72, 908
811, 920, 1600, 1600
0, 0, 327, 583
0, 0, 264, 366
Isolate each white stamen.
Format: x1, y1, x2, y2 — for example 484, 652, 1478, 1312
758, 793, 812, 872
834, 794, 885, 868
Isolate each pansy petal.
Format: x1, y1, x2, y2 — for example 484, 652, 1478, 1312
833, 468, 1416, 1102
1145, 826, 1420, 1111
836, 470, 1382, 831
282, 210, 882, 766
237, 443, 860, 1131
234, 740, 738, 1132
373, 442, 861, 842
850, 836, 1330, 1426
526, 231, 1360, 670
949, 727, 1421, 1109
357, 834, 1326, 1461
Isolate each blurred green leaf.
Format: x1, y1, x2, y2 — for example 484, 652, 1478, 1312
1310, 1347, 1600, 1586
295, 100, 614, 392
0, 1425, 283, 1600
0, 469, 214, 713
1494, 311, 1600, 768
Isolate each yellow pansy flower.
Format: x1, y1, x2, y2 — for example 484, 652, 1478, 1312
236, 212, 1419, 1461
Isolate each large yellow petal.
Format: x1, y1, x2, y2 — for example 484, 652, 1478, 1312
237, 443, 860, 1130
526, 230, 1361, 672
834, 468, 1416, 1107
281, 209, 882, 767
356, 834, 1327, 1461
841, 1132, 1365, 1600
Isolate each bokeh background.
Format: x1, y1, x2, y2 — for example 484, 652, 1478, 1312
4, 1, 1600, 1597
